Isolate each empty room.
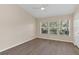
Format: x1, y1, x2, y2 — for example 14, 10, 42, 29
0, 4, 79, 55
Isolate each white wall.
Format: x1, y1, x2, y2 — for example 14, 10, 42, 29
0, 5, 35, 52
73, 6, 79, 47
36, 15, 73, 42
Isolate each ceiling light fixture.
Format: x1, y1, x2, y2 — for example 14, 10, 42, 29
41, 7, 45, 11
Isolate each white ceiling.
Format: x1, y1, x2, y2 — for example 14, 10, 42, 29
20, 4, 76, 18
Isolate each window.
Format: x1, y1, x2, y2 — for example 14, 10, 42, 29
40, 20, 69, 36
49, 21, 58, 34
59, 20, 69, 35
40, 22, 48, 34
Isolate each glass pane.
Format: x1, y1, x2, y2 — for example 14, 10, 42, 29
41, 22, 48, 34
41, 22, 48, 28
49, 22, 58, 34
50, 28, 57, 34
49, 22, 57, 27
59, 20, 69, 35
41, 28, 48, 34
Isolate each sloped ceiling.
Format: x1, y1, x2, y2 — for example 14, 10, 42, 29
20, 4, 77, 18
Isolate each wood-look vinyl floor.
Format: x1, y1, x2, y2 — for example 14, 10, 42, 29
0, 38, 79, 55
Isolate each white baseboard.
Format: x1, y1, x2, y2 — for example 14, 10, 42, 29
37, 37, 73, 43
